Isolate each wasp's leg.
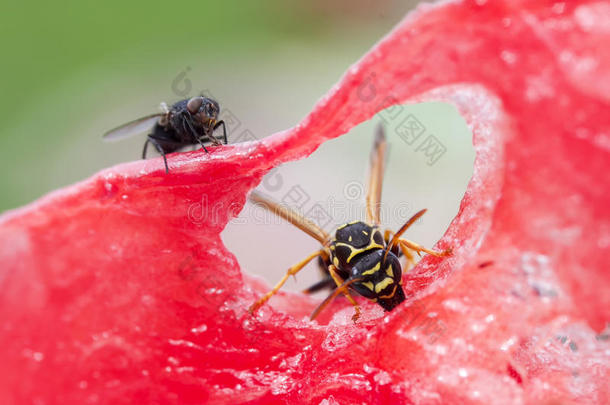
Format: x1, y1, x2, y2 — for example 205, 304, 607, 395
249, 249, 327, 315
328, 265, 361, 323
384, 229, 417, 270
303, 278, 335, 294
384, 229, 413, 267
398, 243, 417, 270
303, 253, 334, 294
398, 239, 452, 257
213, 120, 228, 145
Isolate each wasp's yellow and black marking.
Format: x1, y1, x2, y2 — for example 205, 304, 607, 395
327, 222, 405, 311
248, 124, 451, 322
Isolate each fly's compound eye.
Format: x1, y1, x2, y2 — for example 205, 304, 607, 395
187, 97, 204, 114
205, 102, 217, 117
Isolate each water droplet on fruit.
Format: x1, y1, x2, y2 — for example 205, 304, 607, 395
279, 353, 302, 369
574, 3, 610, 33
500, 50, 517, 65
190, 324, 208, 333
435, 345, 447, 355
470, 322, 486, 333
442, 298, 467, 312
242, 319, 257, 331
552, 2, 566, 14
500, 337, 517, 351
141, 295, 154, 306
374, 370, 392, 385
322, 329, 352, 352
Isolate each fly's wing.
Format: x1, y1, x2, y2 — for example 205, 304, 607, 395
102, 114, 162, 142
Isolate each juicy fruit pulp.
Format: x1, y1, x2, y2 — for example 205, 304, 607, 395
1, 0, 609, 404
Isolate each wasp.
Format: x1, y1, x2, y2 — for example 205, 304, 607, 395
248, 125, 452, 322
103, 96, 227, 173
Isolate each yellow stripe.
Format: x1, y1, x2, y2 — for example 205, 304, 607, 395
362, 262, 381, 276
361, 281, 375, 291
336, 220, 361, 231
335, 241, 384, 263
378, 285, 398, 299
386, 265, 393, 277
375, 277, 394, 293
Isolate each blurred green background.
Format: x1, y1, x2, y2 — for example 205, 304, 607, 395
1, 0, 420, 211
1, 0, 475, 288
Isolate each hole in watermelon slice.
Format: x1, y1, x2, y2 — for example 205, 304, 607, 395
223, 100, 477, 321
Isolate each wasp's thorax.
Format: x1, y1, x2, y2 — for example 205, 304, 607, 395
329, 221, 405, 311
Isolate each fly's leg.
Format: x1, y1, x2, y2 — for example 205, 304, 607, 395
147, 137, 170, 173
213, 120, 228, 145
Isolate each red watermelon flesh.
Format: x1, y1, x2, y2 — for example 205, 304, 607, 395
1, 0, 609, 404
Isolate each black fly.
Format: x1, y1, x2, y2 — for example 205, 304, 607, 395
103, 97, 227, 173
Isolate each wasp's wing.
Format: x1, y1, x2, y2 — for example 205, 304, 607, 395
102, 114, 162, 141
365, 124, 387, 225
249, 190, 330, 244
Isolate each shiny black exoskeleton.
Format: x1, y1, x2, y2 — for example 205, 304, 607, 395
320, 221, 406, 311
247, 124, 451, 321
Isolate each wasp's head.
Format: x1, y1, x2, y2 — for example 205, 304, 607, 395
348, 249, 405, 311
186, 96, 220, 126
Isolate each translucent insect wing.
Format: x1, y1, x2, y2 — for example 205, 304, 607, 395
102, 114, 162, 141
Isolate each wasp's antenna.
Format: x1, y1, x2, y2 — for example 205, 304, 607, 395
310, 277, 363, 321
383, 209, 427, 264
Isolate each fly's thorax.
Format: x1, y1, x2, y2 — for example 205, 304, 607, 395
158, 114, 169, 127
329, 221, 385, 271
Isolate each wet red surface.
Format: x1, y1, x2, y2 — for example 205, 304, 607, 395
1, 0, 609, 403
